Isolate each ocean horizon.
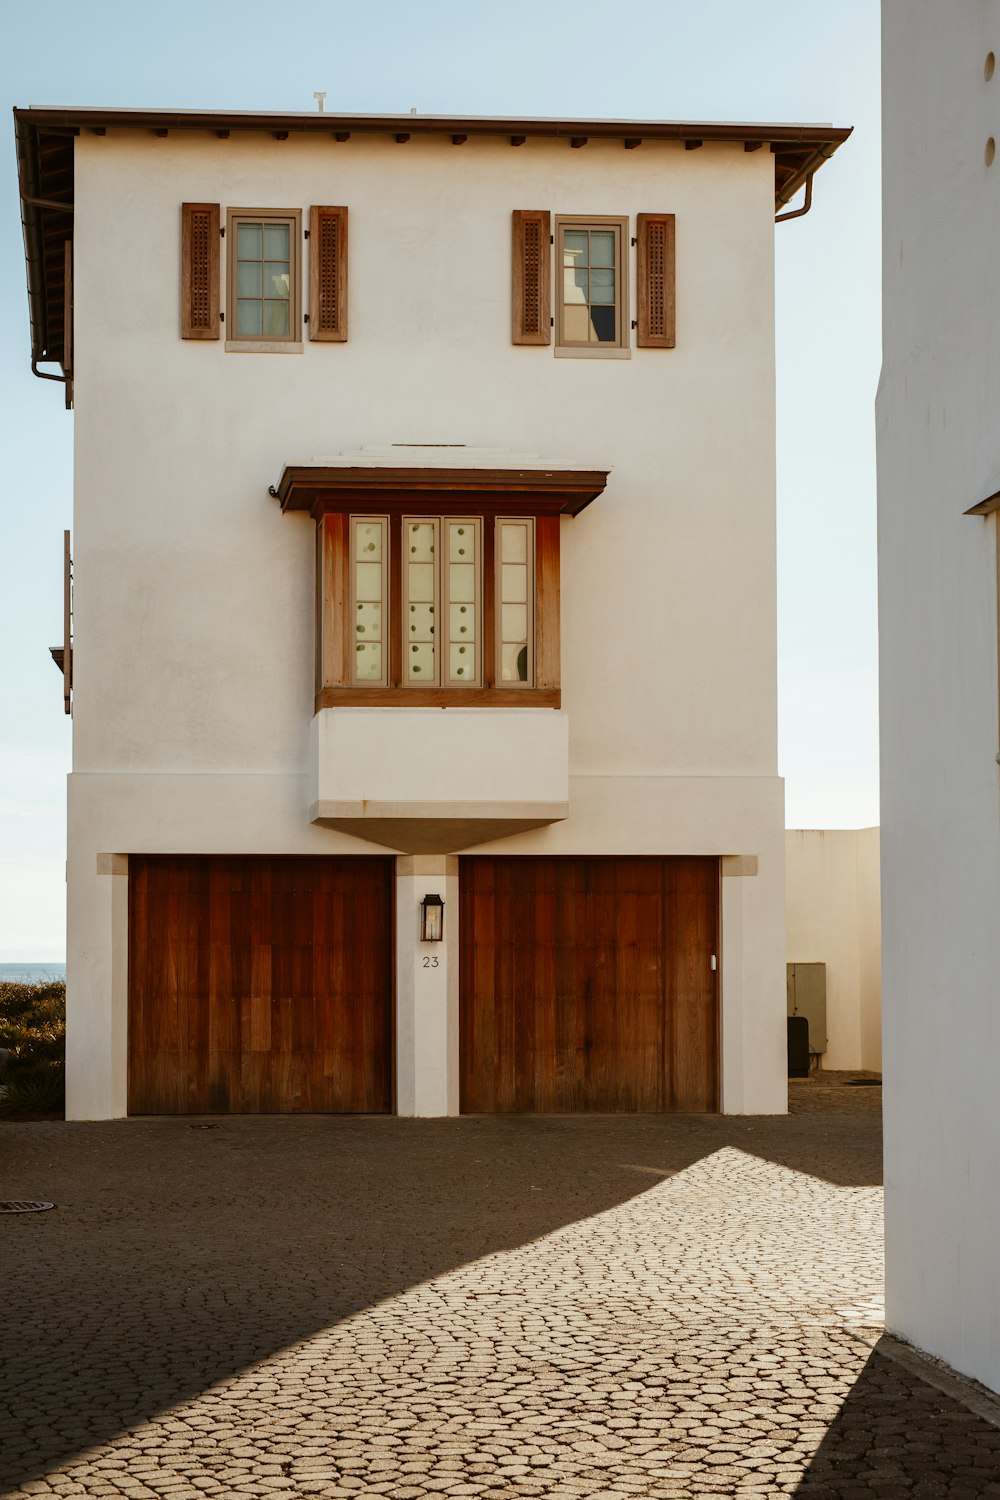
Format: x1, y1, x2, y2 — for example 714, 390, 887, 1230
0, 963, 67, 983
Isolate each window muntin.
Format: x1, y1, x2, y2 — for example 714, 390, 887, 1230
555, 217, 628, 350
227, 209, 300, 342
351, 516, 389, 685
497, 519, 535, 685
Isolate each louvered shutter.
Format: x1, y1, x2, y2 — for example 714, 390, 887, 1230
309, 206, 348, 342
180, 202, 220, 340
511, 210, 551, 345
636, 213, 676, 349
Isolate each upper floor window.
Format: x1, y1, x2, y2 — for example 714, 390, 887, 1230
227, 209, 301, 341
555, 217, 627, 349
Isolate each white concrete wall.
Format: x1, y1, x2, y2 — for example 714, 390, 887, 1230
880, 0, 1000, 1393
66, 126, 786, 1118
785, 828, 882, 1072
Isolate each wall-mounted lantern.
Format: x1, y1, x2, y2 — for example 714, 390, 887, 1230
420, 893, 445, 942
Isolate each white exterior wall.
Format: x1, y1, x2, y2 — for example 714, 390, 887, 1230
67, 128, 785, 1119
880, 2, 1000, 1392
784, 828, 882, 1072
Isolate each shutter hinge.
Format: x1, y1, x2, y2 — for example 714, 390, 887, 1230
550, 317, 554, 327
550, 235, 554, 244
220, 226, 225, 237
304, 312, 310, 323
304, 229, 310, 239
631, 320, 637, 329
631, 237, 637, 246
219, 311, 225, 323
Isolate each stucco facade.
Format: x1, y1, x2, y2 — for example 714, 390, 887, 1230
15, 108, 847, 1120
880, 3, 1000, 1393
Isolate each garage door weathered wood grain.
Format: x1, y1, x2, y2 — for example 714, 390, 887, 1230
460, 856, 718, 1112
128, 855, 393, 1114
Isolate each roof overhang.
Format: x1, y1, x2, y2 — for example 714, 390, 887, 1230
273, 462, 610, 518
12, 105, 851, 391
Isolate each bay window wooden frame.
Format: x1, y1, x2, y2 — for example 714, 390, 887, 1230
315, 506, 560, 708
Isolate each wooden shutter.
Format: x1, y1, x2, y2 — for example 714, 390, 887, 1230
512, 210, 551, 345
636, 213, 676, 348
180, 202, 220, 340
309, 206, 348, 341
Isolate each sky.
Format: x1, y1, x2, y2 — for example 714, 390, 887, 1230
0, 0, 881, 960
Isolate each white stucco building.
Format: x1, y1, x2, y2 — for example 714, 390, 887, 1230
880, 4, 1000, 1393
16, 105, 848, 1121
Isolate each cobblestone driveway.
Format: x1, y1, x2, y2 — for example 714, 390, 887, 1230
2, 1081, 999, 1499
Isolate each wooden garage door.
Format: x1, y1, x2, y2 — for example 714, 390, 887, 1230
128, 856, 393, 1114
460, 856, 719, 1112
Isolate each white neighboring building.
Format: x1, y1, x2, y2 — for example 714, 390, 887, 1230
880, 3, 1000, 1393
15, 106, 848, 1121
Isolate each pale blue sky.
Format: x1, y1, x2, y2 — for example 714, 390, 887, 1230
0, 0, 880, 959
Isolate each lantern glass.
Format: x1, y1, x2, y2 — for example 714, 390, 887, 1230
421, 893, 444, 942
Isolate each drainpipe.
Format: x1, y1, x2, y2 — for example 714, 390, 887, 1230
775, 172, 814, 224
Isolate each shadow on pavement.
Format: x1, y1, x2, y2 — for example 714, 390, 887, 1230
795, 1344, 1000, 1496
1, 1106, 879, 1492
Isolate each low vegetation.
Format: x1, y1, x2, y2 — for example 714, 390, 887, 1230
0, 981, 66, 1117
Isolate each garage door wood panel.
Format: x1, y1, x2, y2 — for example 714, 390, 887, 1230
460, 856, 718, 1112
129, 856, 393, 1114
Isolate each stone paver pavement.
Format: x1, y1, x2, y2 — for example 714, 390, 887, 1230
2, 1078, 999, 1498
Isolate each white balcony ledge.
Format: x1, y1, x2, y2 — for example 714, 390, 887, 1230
309, 707, 569, 853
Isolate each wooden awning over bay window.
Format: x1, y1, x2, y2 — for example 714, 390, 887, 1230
274, 460, 609, 712
272, 464, 609, 518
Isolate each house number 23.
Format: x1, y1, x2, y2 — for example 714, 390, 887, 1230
422, 956, 440, 968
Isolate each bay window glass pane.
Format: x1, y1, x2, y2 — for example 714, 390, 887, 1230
450, 603, 474, 640
408, 562, 435, 603
355, 642, 382, 681
449, 524, 474, 562
501, 643, 529, 682
236, 299, 262, 336
408, 603, 435, 640
408, 522, 435, 562
355, 562, 383, 599
450, 644, 474, 680
589, 231, 615, 267
449, 563, 476, 603
263, 300, 290, 337
500, 524, 528, 563
236, 222, 262, 259
408, 642, 434, 680
355, 522, 383, 562
501, 604, 528, 643
263, 223, 290, 259
237, 262, 262, 297
355, 602, 382, 642
501, 564, 527, 603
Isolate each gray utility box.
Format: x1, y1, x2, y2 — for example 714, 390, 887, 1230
786, 962, 828, 1056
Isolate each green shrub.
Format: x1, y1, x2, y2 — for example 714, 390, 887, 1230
0, 981, 66, 1116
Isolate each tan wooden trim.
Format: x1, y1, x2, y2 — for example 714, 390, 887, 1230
512, 210, 551, 345
316, 686, 560, 710
721, 855, 758, 878
226, 207, 301, 343
636, 213, 676, 348
534, 515, 560, 692
181, 202, 220, 340
996, 515, 1000, 766
62, 528, 72, 715
309, 205, 348, 342
554, 215, 629, 352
